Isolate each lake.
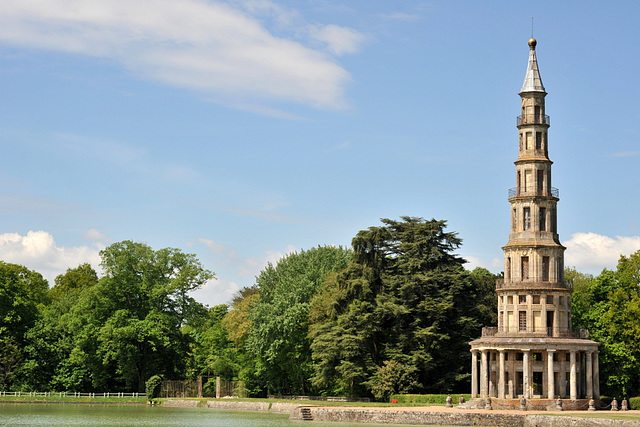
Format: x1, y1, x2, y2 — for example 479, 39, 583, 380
0, 403, 411, 426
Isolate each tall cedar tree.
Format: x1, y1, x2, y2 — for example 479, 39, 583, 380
309, 217, 488, 398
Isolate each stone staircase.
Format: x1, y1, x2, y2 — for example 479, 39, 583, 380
300, 407, 313, 421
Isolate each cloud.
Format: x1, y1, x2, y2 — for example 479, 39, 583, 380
0, 230, 102, 285
309, 24, 367, 56
194, 238, 297, 305
325, 140, 352, 153
378, 12, 421, 22
563, 232, 640, 273
0, 0, 360, 111
463, 255, 504, 272
84, 228, 110, 244
611, 151, 640, 158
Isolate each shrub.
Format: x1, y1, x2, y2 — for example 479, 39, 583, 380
389, 394, 471, 405
628, 397, 640, 410
145, 375, 163, 401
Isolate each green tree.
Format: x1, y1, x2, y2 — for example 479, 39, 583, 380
93, 241, 214, 391
245, 246, 351, 395
570, 251, 640, 397
0, 262, 49, 344
0, 262, 49, 389
189, 304, 237, 381
20, 243, 214, 392
49, 263, 98, 300
309, 217, 486, 398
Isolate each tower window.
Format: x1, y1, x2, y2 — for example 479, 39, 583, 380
519, 295, 527, 304
521, 257, 529, 280
546, 295, 554, 304
525, 132, 532, 150
533, 295, 540, 304
537, 170, 544, 194
536, 132, 542, 150
519, 311, 527, 331
539, 208, 547, 231
512, 209, 517, 231
523, 207, 531, 230
542, 256, 550, 281
524, 170, 532, 192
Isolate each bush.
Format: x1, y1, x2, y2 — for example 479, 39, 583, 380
145, 375, 163, 401
629, 397, 640, 410
389, 394, 471, 405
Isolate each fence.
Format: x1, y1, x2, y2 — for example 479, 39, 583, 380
0, 391, 145, 398
160, 378, 246, 398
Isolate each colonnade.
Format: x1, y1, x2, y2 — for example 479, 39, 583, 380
470, 348, 599, 401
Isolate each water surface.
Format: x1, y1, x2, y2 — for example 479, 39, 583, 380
0, 403, 413, 426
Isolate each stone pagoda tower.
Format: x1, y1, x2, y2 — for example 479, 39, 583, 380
469, 39, 600, 410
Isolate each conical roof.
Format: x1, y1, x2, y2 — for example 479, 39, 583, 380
520, 38, 545, 93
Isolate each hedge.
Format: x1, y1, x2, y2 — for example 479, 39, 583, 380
388, 394, 471, 405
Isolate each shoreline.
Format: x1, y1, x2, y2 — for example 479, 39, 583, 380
290, 405, 640, 426
3, 398, 639, 426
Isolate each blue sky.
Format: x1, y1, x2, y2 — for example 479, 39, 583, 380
1, 0, 638, 307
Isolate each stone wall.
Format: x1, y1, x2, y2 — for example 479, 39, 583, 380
290, 407, 526, 426
290, 406, 640, 427
162, 399, 299, 413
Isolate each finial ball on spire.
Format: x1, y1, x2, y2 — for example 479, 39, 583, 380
528, 38, 537, 48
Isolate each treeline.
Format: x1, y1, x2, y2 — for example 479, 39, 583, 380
0, 217, 637, 399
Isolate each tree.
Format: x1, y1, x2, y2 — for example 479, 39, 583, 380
20, 242, 214, 393
244, 246, 351, 395
0, 262, 49, 389
92, 241, 214, 391
0, 262, 49, 344
309, 217, 487, 398
49, 263, 98, 300
570, 250, 640, 397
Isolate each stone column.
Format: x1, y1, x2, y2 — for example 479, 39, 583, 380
593, 351, 600, 399
559, 352, 567, 398
523, 350, 530, 398
586, 351, 593, 399
569, 351, 577, 400
480, 350, 488, 398
547, 350, 555, 399
498, 350, 506, 399
471, 350, 478, 398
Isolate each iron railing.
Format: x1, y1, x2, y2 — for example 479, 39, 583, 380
508, 187, 559, 198
517, 114, 550, 126
481, 326, 589, 339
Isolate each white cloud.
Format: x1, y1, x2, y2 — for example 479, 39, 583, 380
194, 238, 297, 305
563, 232, 640, 273
0, 230, 101, 285
84, 228, 110, 244
309, 24, 367, 56
0, 0, 360, 111
611, 151, 640, 158
463, 255, 504, 272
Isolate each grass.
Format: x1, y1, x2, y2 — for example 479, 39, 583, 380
545, 411, 640, 421
157, 397, 441, 407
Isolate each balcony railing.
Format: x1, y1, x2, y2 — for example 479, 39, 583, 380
508, 187, 559, 198
517, 114, 550, 126
495, 279, 571, 290
481, 326, 589, 339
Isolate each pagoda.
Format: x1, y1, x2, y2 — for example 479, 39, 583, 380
468, 39, 600, 410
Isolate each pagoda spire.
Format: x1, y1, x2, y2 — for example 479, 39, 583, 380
520, 38, 545, 93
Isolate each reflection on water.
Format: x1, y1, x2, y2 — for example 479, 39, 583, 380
0, 403, 414, 427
